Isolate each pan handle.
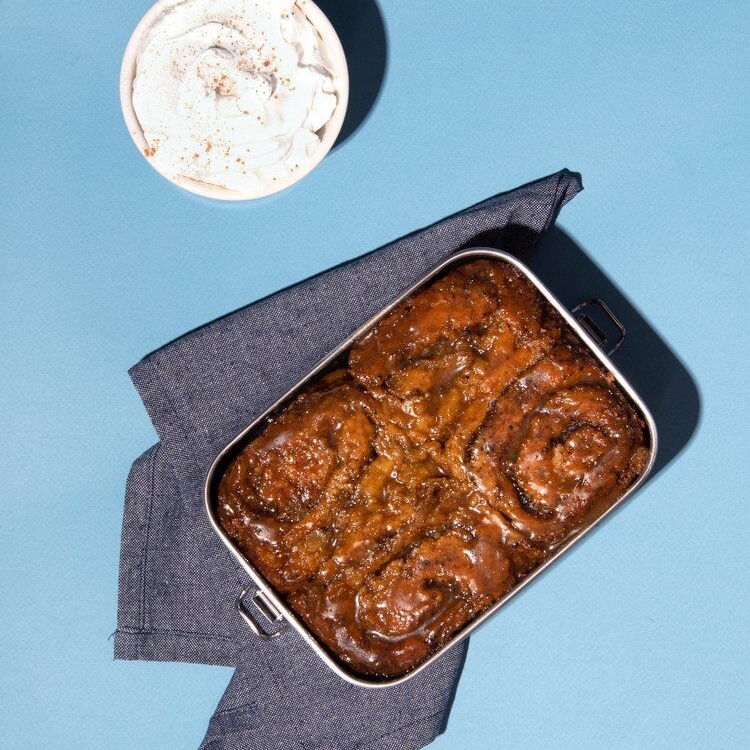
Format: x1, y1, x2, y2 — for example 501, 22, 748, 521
236, 584, 287, 640
572, 298, 626, 356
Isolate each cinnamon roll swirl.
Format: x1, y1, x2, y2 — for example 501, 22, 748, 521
469, 342, 650, 546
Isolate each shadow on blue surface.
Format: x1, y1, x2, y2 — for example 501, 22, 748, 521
315, 0, 388, 148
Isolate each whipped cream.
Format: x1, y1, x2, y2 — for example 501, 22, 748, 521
131, 0, 338, 194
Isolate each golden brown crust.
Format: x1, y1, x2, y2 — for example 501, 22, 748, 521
217, 259, 649, 677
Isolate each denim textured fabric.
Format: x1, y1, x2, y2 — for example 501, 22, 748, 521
116, 169, 583, 750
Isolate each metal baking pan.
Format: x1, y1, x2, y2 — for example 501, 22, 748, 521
204, 247, 658, 687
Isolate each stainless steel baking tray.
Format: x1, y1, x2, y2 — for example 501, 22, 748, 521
204, 248, 658, 687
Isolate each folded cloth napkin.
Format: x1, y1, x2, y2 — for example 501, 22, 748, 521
116, 169, 583, 750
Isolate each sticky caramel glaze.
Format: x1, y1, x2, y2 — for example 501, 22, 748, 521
217, 259, 649, 678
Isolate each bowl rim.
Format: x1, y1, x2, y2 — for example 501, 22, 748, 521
119, 0, 349, 201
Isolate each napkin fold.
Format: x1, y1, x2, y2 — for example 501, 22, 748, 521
116, 169, 583, 750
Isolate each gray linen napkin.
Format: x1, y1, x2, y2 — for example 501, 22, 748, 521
116, 169, 583, 750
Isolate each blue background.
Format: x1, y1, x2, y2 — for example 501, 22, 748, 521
2, 1, 748, 748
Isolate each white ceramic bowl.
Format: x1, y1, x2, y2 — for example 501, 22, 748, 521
120, 0, 349, 200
